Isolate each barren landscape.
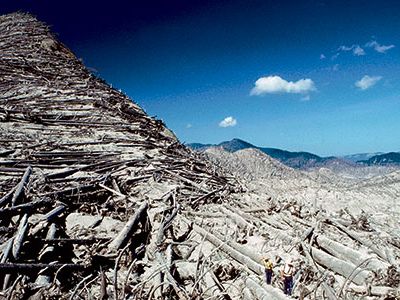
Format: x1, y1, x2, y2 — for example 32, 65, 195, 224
0, 12, 399, 300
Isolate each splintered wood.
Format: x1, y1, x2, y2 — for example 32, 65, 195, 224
0, 12, 399, 300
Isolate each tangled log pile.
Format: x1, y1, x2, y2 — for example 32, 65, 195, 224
0, 12, 399, 300
0, 13, 236, 299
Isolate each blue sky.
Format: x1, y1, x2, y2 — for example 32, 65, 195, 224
2, 1, 400, 156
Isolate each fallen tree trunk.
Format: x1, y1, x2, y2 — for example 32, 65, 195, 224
35, 223, 57, 286
108, 202, 148, 251
300, 242, 337, 300
329, 219, 389, 263
346, 283, 398, 297
0, 263, 87, 273
189, 221, 264, 275
11, 166, 32, 206
245, 276, 289, 300
310, 247, 374, 285
316, 235, 389, 272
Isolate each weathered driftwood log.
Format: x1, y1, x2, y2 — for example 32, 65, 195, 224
11, 166, 32, 206
108, 202, 148, 251
245, 276, 289, 300
316, 235, 389, 272
310, 246, 373, 285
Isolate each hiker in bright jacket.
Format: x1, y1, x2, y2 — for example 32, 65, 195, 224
262, 257, 273, 284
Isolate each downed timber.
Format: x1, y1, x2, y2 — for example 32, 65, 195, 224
35, 223, 57, 286
189, 221, 264, 275
1, 238, 13, 264
242, 287, 255, 300
11, 166, 32, 206
0, 263, 87, 273
316, 235, 389, 272
0, 198, 53, 218
211, 230, 263, 264
219, 206, 253, 228
107, 202, 148, 251
300, 242, 337, 300
328, 219, 389, 263
191, 186, 225, 208
228, 205, 290, 232
310, 246, 373, 285
12, 214, 28, 260
224, 206, 293, 244
245, 276, 289, 300
155, 251, 187, 300
163, 169, 210, 193
0, 186, 16, 207
345, 283, 399, 297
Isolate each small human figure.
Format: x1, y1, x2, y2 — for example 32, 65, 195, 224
280, 259, 294, 295
262, 257, 273, 284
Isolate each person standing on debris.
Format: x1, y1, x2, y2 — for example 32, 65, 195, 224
262, 257, 273, 284
280, 259, 294, 295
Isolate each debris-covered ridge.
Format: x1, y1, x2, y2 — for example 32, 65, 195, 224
0, 12, 236, 299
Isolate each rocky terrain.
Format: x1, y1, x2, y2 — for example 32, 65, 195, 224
0, 12, 399, 300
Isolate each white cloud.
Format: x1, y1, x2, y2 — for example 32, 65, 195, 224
353, 45, 365, 56
338, 45, 353, 51
366, 40, 395, 53
320, 53, 326, 59
338, 44, 365, 56
219, 116, 237, 128
355, 75, 382, 90
250, 75, 316, 95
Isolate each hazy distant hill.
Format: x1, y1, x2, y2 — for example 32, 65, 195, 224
359, 152, 400, 166
342, 152, 384, 163
188, 138, 349, 169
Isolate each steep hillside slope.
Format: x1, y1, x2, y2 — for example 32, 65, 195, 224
0, 13, 234, 299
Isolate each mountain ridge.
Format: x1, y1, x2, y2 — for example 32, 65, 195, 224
188, 138, 400, 168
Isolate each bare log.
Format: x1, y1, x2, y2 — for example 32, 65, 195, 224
316, 235, 389, 272
310, 246, 373, 285
245, 276, 289, 300
11, 166, 32, 206
0, 185, 17, 207
0, 263, 87, 273
300, 242, 338, 300
12, 213, 28, 260
190, 222, 264, 275
35, 223, 57, 286
107, 201, 148, 251
329, 219, 389, 263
